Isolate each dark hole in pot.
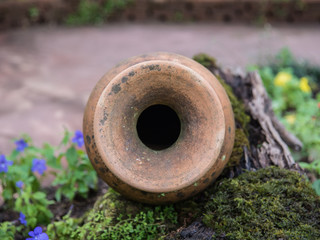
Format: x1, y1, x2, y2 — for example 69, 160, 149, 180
137, 104, 181, 150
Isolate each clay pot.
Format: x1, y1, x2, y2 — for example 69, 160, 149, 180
83, 52, 235, 204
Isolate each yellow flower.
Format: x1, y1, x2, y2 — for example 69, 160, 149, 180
274, 72, 292, 87
285, 114, 296, 125
299, 77, 311, 93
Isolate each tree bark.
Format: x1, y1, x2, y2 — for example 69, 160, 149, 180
215, 67, 302, 173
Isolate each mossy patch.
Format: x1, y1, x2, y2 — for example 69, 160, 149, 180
193, 53, 218, 69
46, 169, 320, 239
218, 78, 250, 132
227, 129, 249, 168
203, 167, 320, 240
217, 76, 250, 169
47, 188, 178, 240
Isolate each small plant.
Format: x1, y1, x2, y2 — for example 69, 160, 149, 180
1, 135, 49, 231
51, 129, 97, 201
173, 11, 184, 22
66, 0, 102, 25
46, 209, 81, 240
14, 184, 54, 228
28, 7, 40, 20
66, 0, 133, 25
0, 129, 97, 238
0, 137, 44, 205
0, 222, 16, 240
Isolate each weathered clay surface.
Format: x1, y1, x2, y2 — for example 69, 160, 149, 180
83, 52, 235, 204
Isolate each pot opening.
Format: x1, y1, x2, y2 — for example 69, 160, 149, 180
136, 104, 181, 150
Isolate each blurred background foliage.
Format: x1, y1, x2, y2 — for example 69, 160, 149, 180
1, 0, 319, 29
250, 48, 320, 194
65, 0, 133, 25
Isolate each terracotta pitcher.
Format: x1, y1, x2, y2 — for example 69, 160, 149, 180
83, 52, 235, 204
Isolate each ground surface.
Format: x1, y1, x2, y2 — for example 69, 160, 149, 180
0, 23, 320, 155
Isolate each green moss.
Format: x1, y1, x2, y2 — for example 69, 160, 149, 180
216, 74, 250, 169
193, 53, 217, 69
227, 129, 249, 168
47, 168, 320, 240
47, 188, 178, 240
219, 78, 250, 132
203, 167, 320, 240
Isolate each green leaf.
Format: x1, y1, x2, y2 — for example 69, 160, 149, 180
33, 192, 46, 200
25, 146, 40, 155
55, 188, 62, 202
8, 150, 19, 162
52, 176, 68, 186
299, 162, 311, 169
26, 205, 37, 217
66, 147, 78, 166
61, 129, 72, 146
2, 188, 13, 201
63, 187, 75, 200
312, 179, 320, 195
43, 143, 60, 169
37, 205, 54, 218
28, 217, 37, 228
15, 196, 22, 209
78, 181, 88, 193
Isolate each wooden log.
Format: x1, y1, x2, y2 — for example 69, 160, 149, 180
213, 66, 303, 173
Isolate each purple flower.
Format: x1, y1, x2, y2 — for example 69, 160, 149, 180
16, 180, 24, 189
31, 159, 47, 175
15, 139, 28, 152
19, 212, 27, 226
0, 154, 13, 173
26, 226, 49, 240
72, 130, 84, 147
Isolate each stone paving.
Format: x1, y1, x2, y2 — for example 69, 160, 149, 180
0, 23, 320, 154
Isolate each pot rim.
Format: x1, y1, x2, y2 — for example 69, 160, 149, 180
93, 59, 225, 193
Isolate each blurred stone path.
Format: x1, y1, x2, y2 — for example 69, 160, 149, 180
0, 23, 320, 154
